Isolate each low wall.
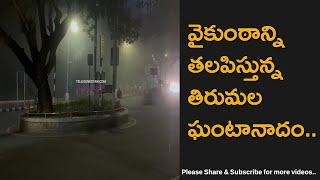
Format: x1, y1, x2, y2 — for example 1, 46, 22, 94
21, 108, 128, 134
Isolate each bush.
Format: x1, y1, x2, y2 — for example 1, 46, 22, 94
29, 99, 118, 113
53, 99, 114, 113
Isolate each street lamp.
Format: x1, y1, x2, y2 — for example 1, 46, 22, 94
70, 20, 79, 33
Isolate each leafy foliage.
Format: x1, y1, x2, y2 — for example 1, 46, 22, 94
78, 0, 142, 44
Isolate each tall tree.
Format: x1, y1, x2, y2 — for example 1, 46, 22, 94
79, 0, 141, 44
0, 0, 72, 112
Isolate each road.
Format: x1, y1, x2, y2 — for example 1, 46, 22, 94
0, 100, 32, 135
0, 112, 20, 135
0, 95, 179, 180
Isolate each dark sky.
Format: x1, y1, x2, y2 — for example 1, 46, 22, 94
0, 2, 25, 100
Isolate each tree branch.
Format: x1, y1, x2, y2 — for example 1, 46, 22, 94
53, 1, 63, 27
41, 0, 66, 56
47, 1, 54, 35
44, 48, 57, 74
0, 26, 36, 82
11, 0, 30, 32
44, 0, 71, 72
36, 0, 48, 42
11, 0, 39, 62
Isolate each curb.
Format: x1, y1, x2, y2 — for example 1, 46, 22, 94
20, 108, 129, 135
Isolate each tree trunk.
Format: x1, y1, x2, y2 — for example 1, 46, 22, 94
37, 78, 53, 113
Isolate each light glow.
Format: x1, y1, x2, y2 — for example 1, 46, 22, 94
70, 20, 79, 33
169, 82, 179, 94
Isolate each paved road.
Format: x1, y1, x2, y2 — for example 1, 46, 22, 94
0, 112, 21, 135
0, 96, 179, 180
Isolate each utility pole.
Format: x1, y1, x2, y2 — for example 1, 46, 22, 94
16, 71, 26, 107
23, 71, 25, 107
112, 37, 118, 95
53, 63, 56, 104
111, 0, 120, 106
99, 34, 104, 104
65, 34, 71, 102
87, 54, 93, 110
16, 71, 19, 106
93, 10, 98, 105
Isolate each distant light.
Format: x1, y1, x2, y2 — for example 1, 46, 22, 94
169, 82, 179, 93
164, 53, 168, 57
70, 20, 79, 33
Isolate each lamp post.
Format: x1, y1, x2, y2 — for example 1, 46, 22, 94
16, 71, 26, 107
163, 52, 168, 83
65, 19, 79, 102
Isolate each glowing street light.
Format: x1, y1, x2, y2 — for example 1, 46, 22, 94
122, 42, 134, 56
169, 82, 179, 94
70, 20, 79, 33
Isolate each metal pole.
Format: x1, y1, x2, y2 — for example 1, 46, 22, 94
23, 72, 25, 107
112, 39, 118, 94
99, 35, 102, 105
89, 64, 91, 110
113, 1, 119, 100
53, 62, 56, 103
16, 71, 19, 106
112, 41, 118, 108
93, 7, 98, 105
66, 33, 70, 102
